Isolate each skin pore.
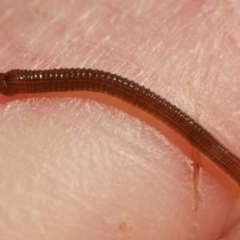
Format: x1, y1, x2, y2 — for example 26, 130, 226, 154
0, 0, 240, 239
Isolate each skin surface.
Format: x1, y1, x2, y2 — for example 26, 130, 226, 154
0, 0, 240, 239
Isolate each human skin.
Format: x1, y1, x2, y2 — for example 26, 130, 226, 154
1, 0, 240, 239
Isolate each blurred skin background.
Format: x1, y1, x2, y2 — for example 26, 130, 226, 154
0, 0, 240, 239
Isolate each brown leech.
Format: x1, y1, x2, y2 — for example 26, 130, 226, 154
0, 68, 240, 186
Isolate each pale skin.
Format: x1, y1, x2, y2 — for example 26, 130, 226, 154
1, 0, 240, 239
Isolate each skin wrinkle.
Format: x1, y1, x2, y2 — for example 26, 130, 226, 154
0, 0, 240, 239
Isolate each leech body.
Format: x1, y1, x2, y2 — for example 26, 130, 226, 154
0, 68, 240, 186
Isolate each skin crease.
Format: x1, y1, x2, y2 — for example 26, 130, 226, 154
0, 0, 240, 239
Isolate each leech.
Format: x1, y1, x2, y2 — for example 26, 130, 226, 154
0, 68, 240, 187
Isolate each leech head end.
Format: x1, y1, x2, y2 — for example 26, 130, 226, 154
0, 73, 9, 96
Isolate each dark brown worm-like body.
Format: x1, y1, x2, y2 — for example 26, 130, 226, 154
0, 68, 240, 186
